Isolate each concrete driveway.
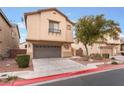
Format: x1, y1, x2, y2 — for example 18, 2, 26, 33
33, 58, 87, 73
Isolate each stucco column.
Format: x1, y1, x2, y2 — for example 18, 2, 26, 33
27, 42, 33, 59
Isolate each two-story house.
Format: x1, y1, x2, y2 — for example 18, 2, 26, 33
0, 9, 20, 57
24, 8, 74, 58
120, 38, 124, 54
71, 34, 121, 57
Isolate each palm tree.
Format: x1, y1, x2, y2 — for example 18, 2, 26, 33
75, 14, 121, 56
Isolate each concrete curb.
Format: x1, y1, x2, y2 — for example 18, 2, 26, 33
1, 64, 124, 86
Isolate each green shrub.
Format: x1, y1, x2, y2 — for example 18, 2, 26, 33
15, 54, 30, 68
111, 61, 118, 65
111, 57, 115, 60
102, 54, 109, 58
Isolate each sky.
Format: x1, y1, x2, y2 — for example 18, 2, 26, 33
1, 7, 124, 43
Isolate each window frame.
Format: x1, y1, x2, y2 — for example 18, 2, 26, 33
67, 25, 71, 30
25, 45, 27, 48
49, 20, 61, 33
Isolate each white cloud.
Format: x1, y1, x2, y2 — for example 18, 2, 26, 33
20, 33, 26, 43
71, 20, 77, 23
119, 33, 124, 38
17, 22, 25, 29
66, 13, 71, 16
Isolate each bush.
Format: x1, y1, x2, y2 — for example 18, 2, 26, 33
121, 53, 124, 56
15, 54, 30, 68
0, 54, 5, 60
102, 54, 109, 58
90, 53, 103, 60
111, 61, 118, 65
111, 57, 115, 60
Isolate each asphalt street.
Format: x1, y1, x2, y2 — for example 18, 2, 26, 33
38, 68, 124, 86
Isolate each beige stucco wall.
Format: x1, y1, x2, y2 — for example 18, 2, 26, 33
0, 15, 13, 56
112, 44, 120, 55
26, 9, 73, 58
27, 14, 40, 40
26, 10, 73, 42
66, 21, 73, 42
71, 40, 120, 56
61, 43, 72, 57
71, 33, 121, 56
0, 14, 19, 57
26, 42, 33, 58
71, 41, 104, 56
19, 42, 28, 49
11, 25, 20, 48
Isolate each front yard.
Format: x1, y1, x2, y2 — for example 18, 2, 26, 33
0, 55, 124, 85
0, 58, 33, 73
71, 57, 111, 65
71, 55, 124, 68
0, 57, 33, 85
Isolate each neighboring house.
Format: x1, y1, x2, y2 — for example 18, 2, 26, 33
0, 9, 20, 57
19, 42, 28, 49
11, 24, 20, 48
120, 38, 124, 53
71, 35, 121, 57
24, 8, 74, 58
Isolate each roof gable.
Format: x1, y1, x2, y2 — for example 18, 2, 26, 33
12, 24, 20, 39
24, 8, 74, 26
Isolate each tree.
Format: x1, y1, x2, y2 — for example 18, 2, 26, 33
75, 14, 121, 56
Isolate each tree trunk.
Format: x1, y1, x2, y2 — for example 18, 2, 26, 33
84, 44, 89, 56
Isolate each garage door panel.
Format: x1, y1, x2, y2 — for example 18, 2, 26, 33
34, 45, 61, 58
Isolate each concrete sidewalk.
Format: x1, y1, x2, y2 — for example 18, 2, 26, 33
0, 58, 97, 79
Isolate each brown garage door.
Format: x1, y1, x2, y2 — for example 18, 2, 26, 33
33, 45, 61, 58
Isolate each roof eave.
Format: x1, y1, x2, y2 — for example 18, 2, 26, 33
0, 9, 12, 27
24, 8, 74, 28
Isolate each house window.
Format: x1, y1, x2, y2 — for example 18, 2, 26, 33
49, 20, 60, 33
25, 45, 27, 48
67, 25, 71, 30
11, 31, 15, 39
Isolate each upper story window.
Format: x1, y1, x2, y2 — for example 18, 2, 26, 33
67, 25, 71, 30
49, 20, 61, 33
11, 31, 16, 39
